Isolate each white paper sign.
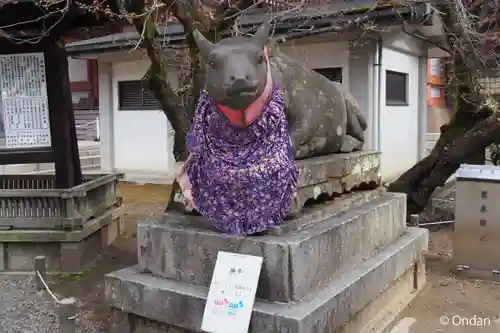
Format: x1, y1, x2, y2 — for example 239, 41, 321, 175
0, 53, 51, 148
429, 58, 441, 76
201, 251, 263, 333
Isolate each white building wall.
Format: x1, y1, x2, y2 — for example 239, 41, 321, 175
112, 59, 178, 176
96, 58, 179, 181
378, 31, 427, 181
379, 47, 420, 180
349, 41, 375, 150
98, 62, 114, 172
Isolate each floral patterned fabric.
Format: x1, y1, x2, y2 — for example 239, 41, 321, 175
184, 84, 299, 235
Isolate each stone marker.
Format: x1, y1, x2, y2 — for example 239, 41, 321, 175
34, 256, 47, 291
58, 297, 77, 333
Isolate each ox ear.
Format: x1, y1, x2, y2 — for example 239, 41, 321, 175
252, 18, 270, 49
192, 29, 214, 59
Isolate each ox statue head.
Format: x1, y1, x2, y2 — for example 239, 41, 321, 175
192, 20, 271, 111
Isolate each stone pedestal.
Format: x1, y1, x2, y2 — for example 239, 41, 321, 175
172, 151, 381, 213
105, 151, 428, 333
0, 173, 124, 272
0, 205, 124, 272
453, 164, 500, 280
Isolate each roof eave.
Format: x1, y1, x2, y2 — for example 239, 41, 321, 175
66, 3, 430, 55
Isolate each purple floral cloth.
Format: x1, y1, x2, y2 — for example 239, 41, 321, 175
184, 85, 299, 235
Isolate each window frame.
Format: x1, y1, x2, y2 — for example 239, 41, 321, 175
313, 67, 343, 84
117, 80, 161, 111
68, 58, 99, 110
385, 70, 409, 106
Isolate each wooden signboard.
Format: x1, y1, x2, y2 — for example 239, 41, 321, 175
0, 52, 51, 148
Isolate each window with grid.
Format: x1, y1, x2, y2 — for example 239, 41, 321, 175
386, 70, 408, 106
118, 80, 160, 110
313, 67, 343, 83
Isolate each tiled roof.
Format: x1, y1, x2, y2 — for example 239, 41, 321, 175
66, 0, 429, 54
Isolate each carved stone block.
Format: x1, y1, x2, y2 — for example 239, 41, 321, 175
171, 151, 381, 214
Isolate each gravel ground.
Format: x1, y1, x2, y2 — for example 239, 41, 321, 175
0, 183, 171, 333
0, 275, 105, 333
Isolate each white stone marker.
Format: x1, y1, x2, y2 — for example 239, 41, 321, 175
201, 251, 263, 333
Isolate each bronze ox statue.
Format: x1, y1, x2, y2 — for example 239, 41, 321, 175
192, 19, 367, 159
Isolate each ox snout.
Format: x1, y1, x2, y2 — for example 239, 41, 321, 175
225, 78, 259, 97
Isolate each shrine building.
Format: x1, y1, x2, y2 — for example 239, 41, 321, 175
66, 1, 447, 182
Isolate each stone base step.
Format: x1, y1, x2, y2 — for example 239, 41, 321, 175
352, 259, 426, 333
0, 205, 124, 272
138, 192, 407, 302
109, 256, 425, 333
106, 227, 428, 333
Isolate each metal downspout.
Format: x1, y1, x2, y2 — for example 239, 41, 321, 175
373, 38, 383, 152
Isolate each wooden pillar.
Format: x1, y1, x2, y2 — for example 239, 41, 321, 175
44, 41, 82, 188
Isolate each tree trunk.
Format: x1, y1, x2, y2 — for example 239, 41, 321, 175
127, 0, 190, 161
386, 2, 498, 215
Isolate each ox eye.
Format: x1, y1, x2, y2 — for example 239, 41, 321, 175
208, 60, 217, 69
257, 55, 265, 64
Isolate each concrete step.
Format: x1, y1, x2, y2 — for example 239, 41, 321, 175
137, 192, 407, 302
120, 172, 175, 185
1, 157, 102, 175
0, 142, 101, 175
106, 227, 428, 333
36, 155, 101, 171
13, 164, 101, 175
79, 148, 101, 157
81, 164, 101, 171
81, 155, 101, 167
